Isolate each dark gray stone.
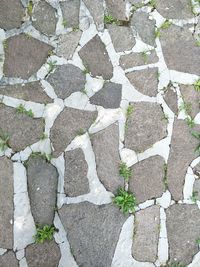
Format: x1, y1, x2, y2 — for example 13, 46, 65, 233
83, 0, 104, 31
60, 0, 80, 28
58, 202, 127, 267
0, 251, 18, 267
164, 87, 178, 115
105, 0, 128, 21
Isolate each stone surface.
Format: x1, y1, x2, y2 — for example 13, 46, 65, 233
50, 107, 97, 157
79, 35, 113, 80
126, 68, 158, 97
166, 204, 200, 265
4, 34, 52, 79
90, 82, 122, 108
60, 0, 80, 28
129, 156, 165, 203
64, 148, 89, 197
105, 0, 128, 21
132, 205, 160, 262
59, 202, 127, 267
83, 0, 104, 31
27, 156, 58, 225
164, 87, 178, 115
0, 157, 13, 249
125, 102, 167, 152
47, 64, 86, 99
91, 123, 124, 193
0, 251, 18, 267
26, 241, 61, 267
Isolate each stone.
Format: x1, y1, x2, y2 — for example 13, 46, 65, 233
132, 205, 160, 262
126, 68, 158, 97
89, 82, 122, 108
125, 102, 167, 152
0, 251, 18, 267
50, 107, 97, 157
32, 0, 57, 36
91, 123, 124, 193
79, 35, 113, 80
129, 156, 165, 203
60, 0, 80, 28
0, 157, 13, 249
27, 156, 58, 225
4, 34, 52, 79
160, 25, 200, 76
47, 64, 86, 99
107, 25, 136, 52
59, 202, 127, 267
193, 179, 200, 200
26, 241, 61, 267
163, 87, 178, 115
64, 148, 89, 197
166, 204, 200, 265
0, 105, 44, 152
0, 0, 24, 30
83, 0, 104, 31
105, 0, 128, 21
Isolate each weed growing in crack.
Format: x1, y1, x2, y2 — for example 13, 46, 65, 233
191, 131, 200, 154
0, 128, 9, 152
76, 128, 86, 136
185, 117, 195, 128
27, 1, 33, 16
113, 187, 137, 214
104, 15, 119, 25
82, 67, 90, 75
194, 79, 200, 92
160, 20, 172, 29
47, 60, 57, 73
34, 225, 57, 243
62, 20, 67, 28
180, 101, 192, 116
119, 162, 132, 182
40, 133, 48, 140
163, 163, 168, 190
16, 104, 34, 118
148, 0, 157, 8
196, 238, 200, 245
191, 191, 198, 203
165, 264, 186, 267
126, 104, 134, 118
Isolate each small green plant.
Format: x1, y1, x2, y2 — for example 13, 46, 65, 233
0, 128, 9, 152
185, 117, 195, 128
113, 188, 137, 214
155, 29, 161, 38
104, 15, 118, 24
47, 60, 57, 73
148, 0, 157, 8
27, 1, 33, 16
28, 152, 52, 162
196, 238, 200, 245
76, 128, 86, 136
40, 133, 48, 140
25, 33, 32, 39
194, 79, 200, 92
140, 51, 148, 64
180, 101, 192, 115
131, 3, 145, 12
16, 104, 34, 118
34, 225, 56, 243
160, 20, 172, 29
196, 40, 200, 47
165, 264, 186, 267
62, 20, 67, 27
126, 104, 134, 117
163, 163, 168, 190
3, 40, 7, 49
72, 26, 79, 32
119, 162, 132, 181
191, 131, 200, 154
191, 191, 198, 203
83, 67, 90, 75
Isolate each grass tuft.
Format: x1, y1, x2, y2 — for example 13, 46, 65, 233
113, 188, 137, 214
34, 225, 57, 244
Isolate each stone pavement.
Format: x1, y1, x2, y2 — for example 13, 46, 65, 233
0, 0, 200, 266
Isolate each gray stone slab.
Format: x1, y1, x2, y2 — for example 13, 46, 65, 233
0, 251, 18, 267
60, 0, 80, 28
105, 0, 128, 21
163, 86, 178, 115
83, 0, 104, 31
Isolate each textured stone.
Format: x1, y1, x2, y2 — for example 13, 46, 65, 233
60, 0, 80, 28
64, 148, 89, 197
91, 123, 124, 193
90, 82, 122, 108
79, 35, 113, 79
105, 0, 128, 21
126, 68, 158, 97
4, 34, 52, 79
125, 102, 167, 152
166, 204, 200, 265
27, 156, 58, 225
47, 64, 86, 99
50, 108, 97, 157
26, 241, 61, 267
132, 205, 160, 262
163, 87, 178, 115
83, 0, 104, 31
0, 157, 13, 249
59, 202, 127, 267
0, 251, 18, 267
129, 156, 165, 203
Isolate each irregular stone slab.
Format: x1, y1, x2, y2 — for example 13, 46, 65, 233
125, 102, 167, 152
126, 68, 158, 97
50, 108, 97, 157
163, 87, 178, 115
132, 205, 160, 262
105, 0, 128, 21
107, 25, 136, 52
91, 123, 124, 193
47, 64, 86, 99
32, 0, 57, 36
26, 241, 61, 267
27, 156, 58, 225
0, 82, 52, 104
4, 34, 52, 79
59, 202, 127, 267
0, 105, 43, 152
160, 25, 200, 76
0, 0, 24, 30
79, 35, 113, 80
168, 120, 200, 201
60, 0, 80, 28
90, 82, 122, 109
0, 251, 18, 267
129, 156, 165, 203
83, 0, 104, 31
64, 148, 89, 197
166, 204, 200, 265
0, 157, 13, 249
193, 179, 200, 200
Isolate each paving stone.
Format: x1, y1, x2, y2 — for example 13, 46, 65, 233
132, 205, 160, 262
91, 123, 124, 193
59, 202, 127, 267
79, 35, 113, 80
193, 179, 200, 200
166, 204, 200, 265
105, 0, 128, 21
126, 68, 158, 97
32, 0, 57, 36
129, 156, 165, 203
26, 241, 61, 267
90, 82, 122, 108
83, 0, 104, 31
160, 25, 200, 76
167, 119, 200, 201
0, 157, 13, 249
4, 34, 52, 79
125, 102, 167, 152
107, 25, 136, 52
0, 105, 44, 152
163, 86, 178, 115
64, 148, 89, 197
50, 108, 97, 157
0, 0, 24, 30
60, 0, 80, 28
0, 251, 18, 267
47, 64, 86, 99
27, 156, 58, 225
